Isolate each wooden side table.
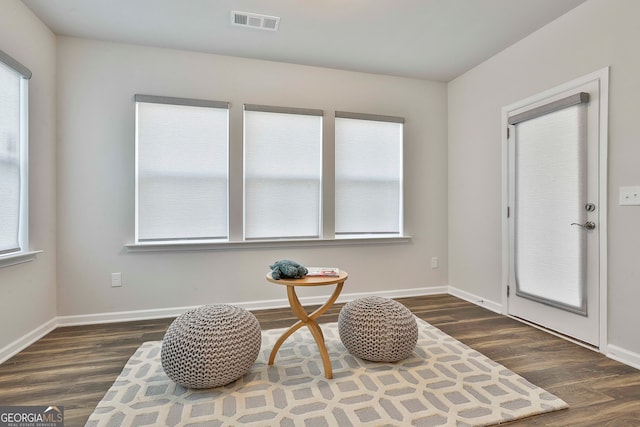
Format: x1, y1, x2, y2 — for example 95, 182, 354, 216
265, 270, 348, 379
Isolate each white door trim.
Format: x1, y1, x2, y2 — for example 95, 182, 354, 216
501, 67, 609, 353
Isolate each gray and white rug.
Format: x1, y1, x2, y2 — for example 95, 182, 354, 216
86, 318, 567, 426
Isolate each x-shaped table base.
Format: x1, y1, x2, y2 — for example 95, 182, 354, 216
266, 271, 348, 379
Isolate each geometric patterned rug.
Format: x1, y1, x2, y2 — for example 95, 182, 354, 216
85, 318, 567, 427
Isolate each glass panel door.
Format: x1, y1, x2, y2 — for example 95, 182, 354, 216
506, 74, 605, 347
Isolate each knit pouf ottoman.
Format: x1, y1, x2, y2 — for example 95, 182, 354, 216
161, 304, 261, 389
338, 296, 418, 362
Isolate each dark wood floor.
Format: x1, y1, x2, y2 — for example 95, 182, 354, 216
1, 295, 639, 426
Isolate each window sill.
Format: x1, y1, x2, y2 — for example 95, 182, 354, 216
125, 236, 411, 252
0, 250, 43, 268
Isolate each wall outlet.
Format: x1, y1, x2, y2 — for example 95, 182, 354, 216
111, 272, 122, 287
431, 257, 439, 269
619, 186, 640, 206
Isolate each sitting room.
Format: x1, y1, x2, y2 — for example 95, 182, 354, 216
1, 0, 639, 425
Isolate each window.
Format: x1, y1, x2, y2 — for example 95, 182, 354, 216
335, 112, 403, 237
135, 95, 229, 243
243, 105, 323, 240
512, 98, 587, 310
0, 50, 31, 264
130, 99, 408, 250
509, 91, 592, 314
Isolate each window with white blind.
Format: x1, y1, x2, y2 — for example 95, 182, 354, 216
243, 105, 323, 240
335, 112, 403, 237
135, 95, 229, 243
129, 100, 409, 250
0, 50, 31, 265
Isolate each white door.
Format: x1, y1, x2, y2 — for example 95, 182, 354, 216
506, 74, 606, 347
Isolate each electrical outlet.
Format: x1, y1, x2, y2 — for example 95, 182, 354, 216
111, 272, 122, 287
431, 257, 439, 269
620, 186, 640, 206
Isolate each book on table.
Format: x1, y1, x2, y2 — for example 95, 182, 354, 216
306, 267, 340, 277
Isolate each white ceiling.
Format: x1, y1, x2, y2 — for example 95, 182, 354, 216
21, 0, 585, 82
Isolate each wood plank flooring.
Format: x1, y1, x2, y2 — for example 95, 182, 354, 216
1, 295, 639, 426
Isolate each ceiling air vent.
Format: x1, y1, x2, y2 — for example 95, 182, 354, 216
231, 11, 280, 31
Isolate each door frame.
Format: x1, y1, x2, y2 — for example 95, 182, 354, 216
501, 67, 609, 353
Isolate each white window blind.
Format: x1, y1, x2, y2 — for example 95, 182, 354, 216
135, 95, 229, 242
335, 113, 403, 236
514, 104, 587, 310
0, 52, 30, 256
243, 105, 322, 240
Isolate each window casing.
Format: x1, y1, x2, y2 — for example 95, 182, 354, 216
134, 95, 229, 243
243, 105, 323, 240
510, 92, 590, 314
334, 112, 404, 237
130, 100, 408, 250
0, 50, 31, 264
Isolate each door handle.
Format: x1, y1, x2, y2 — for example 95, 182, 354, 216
571, 221, 596, 230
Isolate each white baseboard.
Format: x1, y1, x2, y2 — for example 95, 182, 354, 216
1, 286, 445, 363
448, 286, 640, 372
337, 285, 448, 304
607, 344, 640, 371
57, 306, 200, 327
14, 286, 640, 373
0, 317, 57, 365
56, 285, 448, 327
447, 286, 502, 313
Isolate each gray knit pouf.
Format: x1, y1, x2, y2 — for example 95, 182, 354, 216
161, 304, 261, 389
338, 296, 418, 362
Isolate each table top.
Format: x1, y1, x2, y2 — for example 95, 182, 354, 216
266, 270, 348, 287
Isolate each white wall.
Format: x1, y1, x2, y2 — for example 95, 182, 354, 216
0, 1, 57, 354
4, 0, 638, 367
449, 0, 640, 355
56, 37, 448, 317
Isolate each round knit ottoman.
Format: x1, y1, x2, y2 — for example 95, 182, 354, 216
338, 296, 418, 362
161, 304, 261, 389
